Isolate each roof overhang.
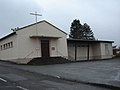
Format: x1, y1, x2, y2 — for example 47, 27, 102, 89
67, 38, 114, 43
0, 32, 16, 41
30, 35, 61, 39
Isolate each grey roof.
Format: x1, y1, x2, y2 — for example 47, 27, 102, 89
67, 38, 114, 43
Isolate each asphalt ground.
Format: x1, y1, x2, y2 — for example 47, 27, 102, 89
0, 63, 117, 90
0, 57, 120, 90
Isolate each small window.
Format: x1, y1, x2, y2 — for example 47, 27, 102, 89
5, 44, 7, 49
1, 41, 13, 51
10, 42, 13, 48
0, 45, 2, 51
3, 44, 6, 50
8, 43, 10, 48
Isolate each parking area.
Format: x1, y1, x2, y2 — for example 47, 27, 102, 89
10, 57, 119, 88
0, 57, 120, 88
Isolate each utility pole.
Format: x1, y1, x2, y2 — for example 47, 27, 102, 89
30, 12, 42, 35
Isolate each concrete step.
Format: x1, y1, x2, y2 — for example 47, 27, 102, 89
28, 57, 72, 65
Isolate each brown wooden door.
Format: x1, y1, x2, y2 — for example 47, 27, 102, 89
41, 40, 50, 58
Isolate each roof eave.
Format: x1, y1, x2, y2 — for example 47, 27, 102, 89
67, 38, 114, 43
0, 32, 16, 41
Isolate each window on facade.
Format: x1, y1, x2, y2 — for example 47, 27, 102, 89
5, 44, 7, 49
3, 44, 5, 50
8, 43, 10, 48
5, 44, 6, 49
1, 41, 13, 51
0, 45, 2, 51
10, 42, 13, 48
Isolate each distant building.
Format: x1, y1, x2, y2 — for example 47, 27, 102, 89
0, 20, 114, 64
113, 46, 120, 56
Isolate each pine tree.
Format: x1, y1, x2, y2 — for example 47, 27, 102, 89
69, 19, 95, 40
82, 23, 95, 40
69, 19, 83, 39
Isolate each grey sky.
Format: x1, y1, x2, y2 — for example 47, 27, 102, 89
0, 0, 120, 46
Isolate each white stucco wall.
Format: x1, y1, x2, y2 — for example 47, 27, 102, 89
16, 21, 68, 59
16, 25, 38, 59
77, 46, 88, 60
89, 45, 94, 60
68, 43, 93, 61
36, 21, 68, 58
0, 21, 68, 63
92, 43, 101, 59
68, 41, 113, 61
0, 34, 18, 60
100, 42, 113, 59
68, 44, 75, 60
77, 44, 93, 60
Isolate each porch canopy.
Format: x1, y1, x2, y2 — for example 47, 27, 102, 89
30, 35, 61, 39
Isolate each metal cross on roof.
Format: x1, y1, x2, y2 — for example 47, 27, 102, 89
30, 12, 42, 23
30, 12, 42, 35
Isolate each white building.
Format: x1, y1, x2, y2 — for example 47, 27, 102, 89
67, 39, 114, 61
0, 20, 114, 64
0, 20, 68, 64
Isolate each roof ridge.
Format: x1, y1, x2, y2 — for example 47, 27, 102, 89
16, 20, 67, 35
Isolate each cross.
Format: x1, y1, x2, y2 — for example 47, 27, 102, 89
30, 12, 42, 23
30, 12, 42, 35
30, 12, 42, 56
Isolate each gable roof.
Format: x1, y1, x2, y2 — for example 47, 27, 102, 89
0, 20, 67, 41
17, 20, 67, 35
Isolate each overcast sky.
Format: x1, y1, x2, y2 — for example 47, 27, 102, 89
0, 0, 120, 46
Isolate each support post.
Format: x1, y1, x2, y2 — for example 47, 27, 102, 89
75, 42, 77, 61
87, 44, 89, 60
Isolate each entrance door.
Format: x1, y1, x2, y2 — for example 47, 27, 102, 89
41, 40, 50, 58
